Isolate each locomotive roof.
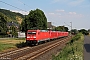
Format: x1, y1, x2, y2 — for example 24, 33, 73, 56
40, 30, 48, 32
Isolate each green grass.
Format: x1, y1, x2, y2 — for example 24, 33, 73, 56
0, 38, 26, 52
52, 33, 84, 60
13, 38, 25, 40
0, 38, 25, 40
0, 43, 15, 51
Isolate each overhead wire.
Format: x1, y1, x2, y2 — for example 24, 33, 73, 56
17, 0, 32, 8
0, 0, 28, 13
64, 22, 71, 27
0, 0, 29, 31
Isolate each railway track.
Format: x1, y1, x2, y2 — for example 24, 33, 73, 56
0, 47, 32, 60
0, 36, 70, 60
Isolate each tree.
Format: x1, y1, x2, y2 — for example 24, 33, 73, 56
21, 9, 47, 32
71, 29, 78, 35
78, 29, 89, 35
0, 12, 8, 35
64, 27, 69, 32
54, 26, 68, 32
0, 9, 24, 23
88, 29, 90, 33
9, 26, 18, 37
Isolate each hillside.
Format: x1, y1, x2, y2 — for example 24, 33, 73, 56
0, 9, 24, 24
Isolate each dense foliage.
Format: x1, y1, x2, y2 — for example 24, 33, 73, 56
53, 26, 69, 32
0, 9, 24, 37
0, 9, 24, 23
0, 12, 8, 36
78, 29, 89, 35
9, 26, 18, 37
71, 29, 78, 35
21, 9, 47, 31
53, 33, 84, 60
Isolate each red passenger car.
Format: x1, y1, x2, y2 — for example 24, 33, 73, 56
49, 31, 58, 39
63, 32, 69, 37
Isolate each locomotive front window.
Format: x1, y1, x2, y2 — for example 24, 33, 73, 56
28, 32, 36, 34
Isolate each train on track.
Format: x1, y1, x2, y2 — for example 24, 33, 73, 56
26, 29, 69, 45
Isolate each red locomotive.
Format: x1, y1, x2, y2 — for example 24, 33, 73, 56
26, 29, 68, 45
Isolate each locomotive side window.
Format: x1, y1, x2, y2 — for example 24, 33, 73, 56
28, 32, 36, 34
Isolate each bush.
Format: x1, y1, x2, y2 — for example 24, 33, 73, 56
53, 33, 84, 60
15, 42, 27, 48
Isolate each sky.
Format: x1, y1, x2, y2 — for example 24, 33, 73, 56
0, 0, 90, 30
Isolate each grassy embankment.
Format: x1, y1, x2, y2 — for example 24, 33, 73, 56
53, 33, 84, 60
0, 38, 26, 52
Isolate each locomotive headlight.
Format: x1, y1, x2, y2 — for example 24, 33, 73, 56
27, 36, 30, 38
33, 36, 36, 38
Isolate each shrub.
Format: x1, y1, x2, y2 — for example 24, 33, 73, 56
53, 33, 84, 60
15, 42, 27, 48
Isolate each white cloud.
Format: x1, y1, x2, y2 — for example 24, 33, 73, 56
56, 9, 65, 12
52, 0, 68, 3
46, 11, 83, 22
52, 0, 61, 3
10, 10, 29, 15
69, 12, 76, 15
48, 12, 62, 17
77, 14, 84, 17
68, 0, 85, 6
52, 0, 85, 6
57, 13, 61, 15
49, 13, 55, 15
